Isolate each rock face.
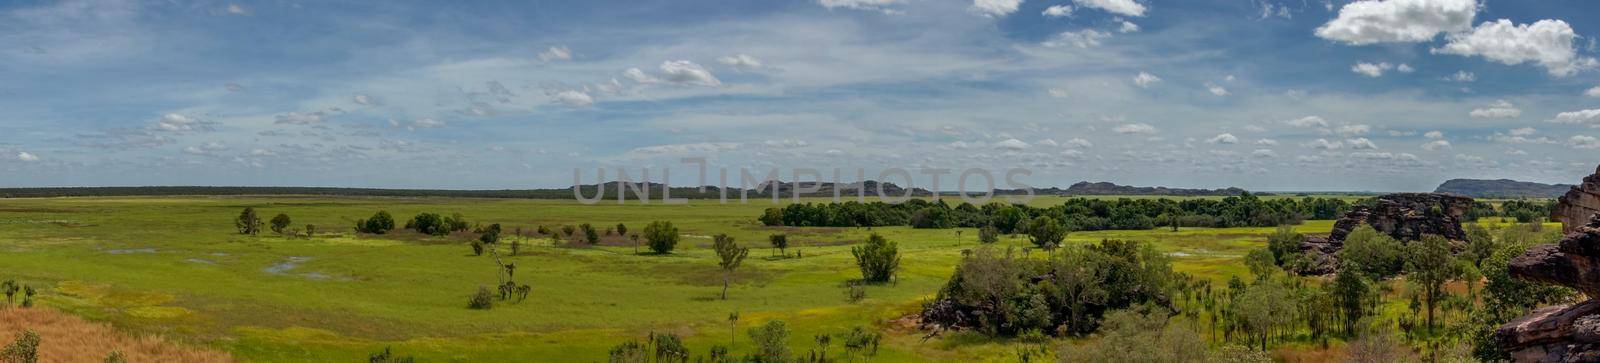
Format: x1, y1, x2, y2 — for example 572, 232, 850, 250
1495, 215, 1600, 362
1298, 193, 1474, 275
1554, 165, 1600, 234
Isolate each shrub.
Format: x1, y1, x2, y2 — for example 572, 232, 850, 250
562, 225, 577, 237
270, 213, 292, 234
0, 329, 39, 363
305, 224, 316, 237
103, 350, 127, 363
748, 320, 792, 363
581, 223, 600, 244
1023, 216, 1067, 250
769, 234, 789, 256
471, 241, 485, 256
1266, 225, 1303, 265
846, 283, 866, 303
852, 234, 900, 283
759, 208, 783, 226
616, 223, 628, 237
643, 221, 680, 254
468, 285, 494, 310
978, 224, 1000, 243
368, 346, 415, 363
406, 213, 448, 236
608, 341, 648, 363
356, 211, 396, 234
1339, 225, 1404, 279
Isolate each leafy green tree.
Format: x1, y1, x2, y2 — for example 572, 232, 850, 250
235, 207, 263, 235
1405, 234, 1458, 333
759, 208, 783, 226
305, 224, 316, 237
643, 221, 680, 254
1058, 307, 1208, 363
768, 234, 788, 257
1266, 225, 1303, 265
852, 234, 899, 283
357, 211, 396, 234
747, 320, 792, 363
1023, 216, 1067, 251
615, 223, 628, 237
1331, 268, 1371, 336
1235, 282, 1293, 351
1338, 225, 1403, 279
1244, 248, 1276, 282
1, 280, 16, 306
581, 223, 600, 244
406, 213, 448, 236
713, 234, 749, 300
1465, 223, 1495, 268
269, 213, 292, 234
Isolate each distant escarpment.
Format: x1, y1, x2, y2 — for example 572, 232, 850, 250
1435, 178, 1573, 199
1021, 181, 1255, 196
1298, 193, 1474, 275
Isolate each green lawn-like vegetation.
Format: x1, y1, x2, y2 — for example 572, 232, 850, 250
0, 195, 1567, 362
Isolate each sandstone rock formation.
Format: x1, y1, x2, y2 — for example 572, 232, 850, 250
1298, 193, 1474, 275
1495, 215, 1600, 362
1554, 165, 1600, 234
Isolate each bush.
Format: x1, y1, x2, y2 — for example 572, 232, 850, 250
852, 234, 899, 283
769, 234, 788, 256
468, 285, 493, 310
759, 208, 783, 226
581, 223, 600, 244
1339, 225, 1403, 279
368, 346, 415, 363
103, 350, 127, 363
748, 320, 792, 363
0, 329, 39, 363
978, 224, 1000, 243
270, 213, 292, 234
643, 221, 679, 254
1023, 216, 1067, 250
1266, 225, 1303, 265
356, 211, 396, 234
1057, 307, 1207, 363
406, 213, 448, 236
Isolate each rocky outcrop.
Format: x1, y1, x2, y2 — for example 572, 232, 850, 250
1298, 193, 1474, 275
1554, 165, 1600, 234
1495, 215, 1600, 362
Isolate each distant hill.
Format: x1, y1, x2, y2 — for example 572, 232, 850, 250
1035, 181, 1257, 196
1434, 179, 1572, 198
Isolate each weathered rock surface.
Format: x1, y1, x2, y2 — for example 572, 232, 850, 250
1554, 165, 1600, 234
1496, 215, 1600, 362
1298, 193, 1473, 275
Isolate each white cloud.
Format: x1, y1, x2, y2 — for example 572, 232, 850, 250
1586, 86, 1600, 97
1448, 71, 1476, 82
1206, 133, 1239, 144
1251, 149, 1277, 158
1550, 109, 1600, 127
352, 94, 375, 106
1044, 29, 1111, 48
538, 46, 572, 62
1422, 140, 1451, 150
15, 152, 38, 162
226, 4, 246, 15
554, 90, 595, 107
1470, 100, 1522, 118
630, 142, 742, 155
994, 138, 1031, 150
626, 60, 722, 87
1434, 19, 1598, 77
1570, 135, 1600, 149
763, 139, 810, 149
1065, 138, 1094, 148
817, 0, 905, 13
1255, 138, 1279, 146
274, 111, 325, 125
1037, 139, 1059, 147
1073, 0, 1146, 17
717, 54, 764, 71
1335, 124, 1371, 136
1118, 21, 1140, 33
1284, 116, 1328, 128
156, 113, 202, 131
1113, 123, 1157, 134
1508, 127, 1536, 136
1424, 130, 1444, 139
1042, 5, 1074, 17
1314, 0, 1477, 45
1205, 82, 1229, 96
1132, 72, 1162, 88
1304, 138, 1343, 150
249, 149, 275, 156
1396, 63, 1415, 73
970, 0, 1023, 17
1351, 61, 1393, 77
408, 118, 445, 129
1346, 137, 1379, 150
1047, 88, 1070, 98
183, 141, 227, 155
1243, 125, 1268, 133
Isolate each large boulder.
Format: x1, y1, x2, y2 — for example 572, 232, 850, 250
1297, 193, 1473, 275
1554, 165, 1600, 234
1495, 215, 1600, 362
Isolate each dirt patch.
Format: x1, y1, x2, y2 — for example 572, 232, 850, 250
0, 307, 235, 362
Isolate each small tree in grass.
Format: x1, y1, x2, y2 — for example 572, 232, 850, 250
269, 213, 292, 234
1024, 216, 1067, 253
1406, 234, 1459, 334
643, 221, 679, 254
356, 211, 395, 234
978, 224, 1000, 244
852, 234, 900, 283
561, 225, 576, 238
616, 223, 628, 237
581, 223, 600, 244
769, 234, 789, 257
305, 224, 316, 237
713, 234, 749, 300
1, 329, 39, 363
748, 320, 792, 363
235, 207, 263, 235
468, 285, 493, 310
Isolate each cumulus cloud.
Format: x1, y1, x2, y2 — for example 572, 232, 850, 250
1336, 124, 1371, 136
554, 90, 595, 107
1351, 61, 1394, 77
1047, 88, 1070, 98
717, 54, 763, 71
1073, 0, 1146, 17
1314, 0, 1476, 45
1508, 127, 1535, 136
1251, 149, 1277, 158
1303, 138, 1343, 150
1255, 138, 1279, 146
1570, 135, 1600, 149
1549, 109, 1600, 127
1042, 5, 1073, 17
625, 60, 722, 87
1206, 133, 1238, 144
16, 152, 38, 162
1421, 140, 1452, 151
1037, 139, 1059, 147
274, 111, 326, 125
1469, 100, 1521, 118
1065, 138, 1094, 148
817, 0, 905, 13
1588, 86, 1600, 97
1346, 137, 1379, 150
1205, 82, 1228, 96
994, 138, 1030, 150
1284, 116, 1328, 128
404, 118, 445, 130
538, 45, 572, 61
763, 139, 810, 149
1113, 123, 1157, 135
353, 94, 375, 106
1118, 21, 1140, 33
183, 141, 227, 155
1448, 71, 1476, 82
630, 142, 741, 155
1434, 19, 1598, 77
156, 113, 208, 132
1424, 130, 1444, 139
1043, 29, 1111, 48
1132, 72, 1162, 88
971, 0, 1023, 17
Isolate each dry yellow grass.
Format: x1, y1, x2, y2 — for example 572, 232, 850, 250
0, 307, 233, 363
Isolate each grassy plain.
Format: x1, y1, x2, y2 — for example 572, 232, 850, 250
0, 195, 1393, 362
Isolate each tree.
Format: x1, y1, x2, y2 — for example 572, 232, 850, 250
0, 329, 39, 363
1331, 268, 1371, 336
1266, 225, 1303, 266
643, 221, 679, 254
748, 320, 792, 363
1235, 282, 1293, 351
1244, 248, 1276, 282
978, 224, 1000, 244
468, 285, 493, 310
1338, 225, 1403, 279
357, 211, 396, 234
1023, 216, 1067, 251
1406, 234, 1459, 333
1465, 223, 1495, 268
616, 223, 628, 237
406, 213, 448, 236
235, 207, 263, 235
270, 213, 292, 234
759, 208, 783, 226
852, 234, 900, 283
581, 223, 600, 244
0, 280, 15, 305
305, 224, 316, 237
713, 234, 749, 300
768, 234, 788, 257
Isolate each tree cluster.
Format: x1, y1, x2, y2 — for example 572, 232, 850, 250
760, 194, 1351, 231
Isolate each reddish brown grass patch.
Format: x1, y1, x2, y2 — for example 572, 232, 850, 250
0, 307, 233, 362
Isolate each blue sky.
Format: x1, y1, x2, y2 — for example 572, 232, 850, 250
3, 0, 1600, 191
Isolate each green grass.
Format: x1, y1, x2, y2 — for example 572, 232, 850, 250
0, 196, 1361, 362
